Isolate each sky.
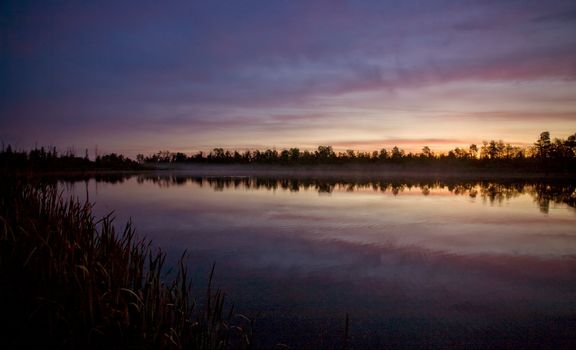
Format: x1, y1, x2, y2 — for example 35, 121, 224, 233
1, 0, 576, 156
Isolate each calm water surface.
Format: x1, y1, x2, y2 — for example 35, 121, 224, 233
62, 174, 576, 349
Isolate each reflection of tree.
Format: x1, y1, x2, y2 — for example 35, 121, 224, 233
316, 183, 335, 193
421, 186, 430, 196
530, 184, 576, 214
57, 175, 576, 212
451, 184, 475, 196
480, 183, 519, 205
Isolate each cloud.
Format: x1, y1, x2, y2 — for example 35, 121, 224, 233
328, 138, 468, 150
532, 9, 576, 23
453, 111, 576, 122
1, 0, 576, 151
452, 21, 496, 32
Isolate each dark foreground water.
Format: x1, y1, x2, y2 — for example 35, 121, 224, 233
61, 173, 576, 349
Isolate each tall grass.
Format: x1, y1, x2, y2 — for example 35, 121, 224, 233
0, 179, 251, 349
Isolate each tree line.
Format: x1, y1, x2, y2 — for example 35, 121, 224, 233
0, 145, 140, 171
139, 131, 575, 169
2, 131, 575, 171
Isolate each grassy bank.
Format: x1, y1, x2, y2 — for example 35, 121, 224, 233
0, 178, 251, 349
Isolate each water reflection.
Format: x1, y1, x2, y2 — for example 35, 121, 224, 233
54, 173, 576, 349
57, 173, 576, 214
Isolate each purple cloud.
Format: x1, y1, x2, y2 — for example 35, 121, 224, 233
1, 0, 575, 153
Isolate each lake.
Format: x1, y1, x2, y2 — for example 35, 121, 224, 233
60, 172, 576, 349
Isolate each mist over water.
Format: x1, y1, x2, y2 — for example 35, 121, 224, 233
60, 174, 576, 349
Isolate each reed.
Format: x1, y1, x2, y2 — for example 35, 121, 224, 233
0, 179, 252, 349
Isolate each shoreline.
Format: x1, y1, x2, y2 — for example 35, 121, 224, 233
152, 164, 576, 180
9, 163, 574, 181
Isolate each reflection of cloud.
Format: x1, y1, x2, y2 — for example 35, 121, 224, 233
169, 224, 576, 319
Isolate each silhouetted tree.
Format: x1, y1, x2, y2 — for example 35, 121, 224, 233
534, 131, 552, 159
469, 144, 478, 159
288, 148, 300, 162
315, 146, 335, 161
379, 148, 388, 160
421, 146, 433, 159
391, 146, 404, 159
4, 131, 575, 171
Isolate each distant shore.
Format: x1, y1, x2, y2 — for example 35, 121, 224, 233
10, 163, 574, 182
146, 163, 575, 180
